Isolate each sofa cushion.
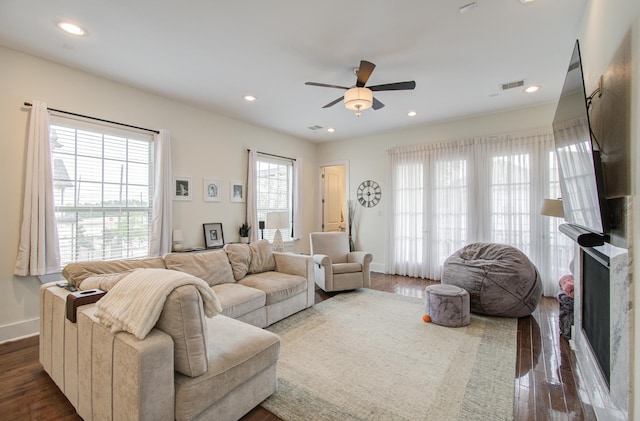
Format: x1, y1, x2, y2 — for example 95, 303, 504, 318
164, 249, 235, 286
239, 272, 307, 305
62, 257, 166, 287
248, 240, 276, 274
155, 285, 209, 377
224, 244, 251, 281
212, 283, 266, 319
332, 262, 363, 274
174, 315, 280, 421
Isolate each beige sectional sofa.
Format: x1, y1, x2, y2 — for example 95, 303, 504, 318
39, 240, 314, 421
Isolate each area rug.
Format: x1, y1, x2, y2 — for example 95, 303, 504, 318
262, 288, 517, 421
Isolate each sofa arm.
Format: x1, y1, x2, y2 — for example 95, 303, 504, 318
348, 251, 373, 287
273, 252, 312, 276
77, 307, 175, 421
273, 252, 315, 308
311, 254, 334, 292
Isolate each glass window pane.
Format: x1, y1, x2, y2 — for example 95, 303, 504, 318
50, 122, 153, 267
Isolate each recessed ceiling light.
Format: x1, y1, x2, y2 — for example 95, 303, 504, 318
57, 22, 85, 36
327, 128, 335, 133
407, 111, 417, 117
524, 85, 540, 93
243, 95, 257, 102
520, 0, 535, 4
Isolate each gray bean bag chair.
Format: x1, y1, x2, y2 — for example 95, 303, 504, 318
441, 243, 542, 317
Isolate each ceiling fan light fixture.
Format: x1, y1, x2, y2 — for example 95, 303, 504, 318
344, 87, 373, 116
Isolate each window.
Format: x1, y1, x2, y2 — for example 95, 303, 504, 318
388, 130, 566, 296
255, 154, 294, 242
50, 118, 154, 266
491, 154, 531, 252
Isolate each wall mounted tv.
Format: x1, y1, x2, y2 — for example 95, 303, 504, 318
552, 40, 608, 242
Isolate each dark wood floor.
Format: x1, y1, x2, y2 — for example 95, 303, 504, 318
0, 273, 596, 420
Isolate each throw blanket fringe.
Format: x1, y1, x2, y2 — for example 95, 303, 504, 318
95, 268, 222, 339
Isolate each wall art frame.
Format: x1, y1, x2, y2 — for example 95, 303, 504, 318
173, 176, 192, 201
203, 222, 224, 248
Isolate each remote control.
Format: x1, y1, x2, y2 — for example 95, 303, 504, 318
56, 281, 78, 292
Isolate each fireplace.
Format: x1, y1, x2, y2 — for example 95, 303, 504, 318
580, 249, 610, 387
569, 240, 631, 420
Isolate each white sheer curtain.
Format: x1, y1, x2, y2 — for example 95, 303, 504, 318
387, 128, 567, 296
246, 149, 258, 243
149, 129, 172, 256
292, 158, 301, 240
14, 100, 61, 276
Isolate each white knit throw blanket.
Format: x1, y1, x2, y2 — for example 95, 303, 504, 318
95, 268, 222, 339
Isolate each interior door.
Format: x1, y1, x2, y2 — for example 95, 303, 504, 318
322, 165, 346, 232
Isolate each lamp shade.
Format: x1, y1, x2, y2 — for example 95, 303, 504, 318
172, 229, 184, 242
266, 211, 289, 230
344, 87, 373, 113
540, 199, 564, 218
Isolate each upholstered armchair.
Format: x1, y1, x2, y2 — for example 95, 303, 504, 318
309, 232, 373, 292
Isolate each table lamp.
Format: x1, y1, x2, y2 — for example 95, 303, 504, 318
266, 211, 289, 252
540, 199, 564, 218
172, 229, 184, 251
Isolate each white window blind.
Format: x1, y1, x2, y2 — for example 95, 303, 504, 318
50, 117, 154, 266
256, 154, 294, 242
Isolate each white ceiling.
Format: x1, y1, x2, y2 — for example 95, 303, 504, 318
0, 0, 587, 142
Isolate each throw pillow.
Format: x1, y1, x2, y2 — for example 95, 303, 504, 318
224, 243, 251, 280
249, 239, 276, 274
164, 249, 235, 286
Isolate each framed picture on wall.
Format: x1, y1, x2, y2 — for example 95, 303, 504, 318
230, 181, 245, 202
173, 176, 192, 201
204, 178, 221, 202
203, 223, 224, 248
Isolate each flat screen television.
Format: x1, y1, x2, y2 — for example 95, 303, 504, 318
552, 40, 608, 237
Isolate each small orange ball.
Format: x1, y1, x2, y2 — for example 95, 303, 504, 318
422, 314, 431, 323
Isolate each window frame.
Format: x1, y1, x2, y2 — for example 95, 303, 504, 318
255, 153, 295, 243
49, 116, 154, 267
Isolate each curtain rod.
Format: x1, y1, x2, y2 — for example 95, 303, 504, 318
248, 149, 296, 161
23, 102, 160, 134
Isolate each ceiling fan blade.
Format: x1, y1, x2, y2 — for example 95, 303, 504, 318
368, 81, 416, 91
322, 96, 344, 108
304, 82, 349, 89
356, 60, 376, 87
305, 82, 350, 90
372, 97, 385, 110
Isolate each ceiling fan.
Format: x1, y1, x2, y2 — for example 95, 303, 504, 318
305, 60, 416, 116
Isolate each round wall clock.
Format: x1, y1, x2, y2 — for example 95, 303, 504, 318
357, 180, 382, 207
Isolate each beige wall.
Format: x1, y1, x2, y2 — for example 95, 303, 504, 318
577, 0, 640, 417
316, 103, 557, 272
0, 46, 318, 341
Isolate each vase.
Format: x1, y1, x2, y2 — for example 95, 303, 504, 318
240, 237, 249, 244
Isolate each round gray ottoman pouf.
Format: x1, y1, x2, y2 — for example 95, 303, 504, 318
424, 284, 470, 327
441, 242, 542, 318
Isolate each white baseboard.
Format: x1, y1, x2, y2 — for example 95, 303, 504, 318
370, 262, 385, 273
0, 318, 39, 344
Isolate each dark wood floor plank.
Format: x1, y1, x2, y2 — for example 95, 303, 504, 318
0, 272, 595, 420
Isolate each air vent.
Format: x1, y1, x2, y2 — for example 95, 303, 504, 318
500, 80, 525, 91
307, 125, 323, 131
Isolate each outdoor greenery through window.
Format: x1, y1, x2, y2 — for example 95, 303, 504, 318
256, 154, 293, 242
50, 117, 154, 267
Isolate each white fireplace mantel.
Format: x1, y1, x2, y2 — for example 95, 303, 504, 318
570, 240, 632, 420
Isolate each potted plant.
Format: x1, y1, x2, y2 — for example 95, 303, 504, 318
239, 222, 251, 244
